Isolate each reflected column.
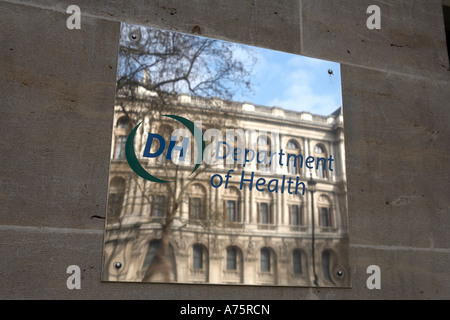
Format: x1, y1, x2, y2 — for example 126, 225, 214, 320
307, 173, 318, 287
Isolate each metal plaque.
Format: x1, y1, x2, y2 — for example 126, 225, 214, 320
101, 22, 351, 287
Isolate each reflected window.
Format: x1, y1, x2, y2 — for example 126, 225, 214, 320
320, 207, 331, 227
226, 200, 239, 222
257, 135, 269, 145
226, 247, 237, 270
225, 140, 243, 169
152, 195, 165, 217
114, 135, 127, 160
223, 187, 241, 224
258, 202, 272, 224
260, 248, 271, 272
189, 184, 206, 220
117, 116, 130, 130
190, 197, 203, 220
257, 135, 271, 172
318, 195, 333, 228
290, 204, 303, 226
293, 249, 302, 274
314, 144, 327, 178
317, 161, 326, 178
142, 240, 177, 281
224, 246, 243, 283
142, 240, 160, 271
288, 156, 299, 175
322, 251, 332, 282
107, 177, 126, 220
287, 139, 299, 149
108, 193, 124, 219
193, 244, 203, 269
314, 145, 324, 153
287, 140, 300, 174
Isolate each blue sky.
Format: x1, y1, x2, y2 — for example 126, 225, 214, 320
233, 45, 342, 116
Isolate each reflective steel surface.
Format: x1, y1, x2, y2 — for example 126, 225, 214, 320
102, 23, 351, 287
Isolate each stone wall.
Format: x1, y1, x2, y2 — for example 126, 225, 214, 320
0, 0, 449, 299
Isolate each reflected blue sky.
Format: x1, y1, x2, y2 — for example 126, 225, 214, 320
233, 45, 342, 116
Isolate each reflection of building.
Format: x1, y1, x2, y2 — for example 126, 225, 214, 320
102, 92, 349, 287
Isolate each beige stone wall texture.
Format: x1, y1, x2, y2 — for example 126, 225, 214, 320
0, 0, 449, 299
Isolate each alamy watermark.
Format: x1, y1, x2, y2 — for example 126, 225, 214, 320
66, 5, 81, 30
66, 265, 81, 289
366, 265, 381, 289
367, 5, 381, 30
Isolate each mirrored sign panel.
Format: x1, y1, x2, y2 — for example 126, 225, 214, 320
101, 22, 350, 287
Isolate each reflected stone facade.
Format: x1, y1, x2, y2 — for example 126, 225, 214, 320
102, 91, 349, 287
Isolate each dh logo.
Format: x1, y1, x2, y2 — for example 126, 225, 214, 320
125, 115, 205, 183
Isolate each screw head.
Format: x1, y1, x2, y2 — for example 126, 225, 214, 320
129, 29, 141, 42
114, 262, 122, 269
